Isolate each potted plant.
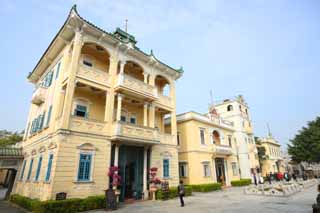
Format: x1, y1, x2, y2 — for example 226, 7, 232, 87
108, 166, 121, 198
149, 167, 161, 200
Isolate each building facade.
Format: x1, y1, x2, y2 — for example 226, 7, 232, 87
169, 110, 241, 186
215, 95, 260, 179
14, 6, 182, 201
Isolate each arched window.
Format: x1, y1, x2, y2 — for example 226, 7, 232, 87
80, 43, 110, 73
212, 130, 221, 145
227, 105, 233, 111
155, 75, 171, 97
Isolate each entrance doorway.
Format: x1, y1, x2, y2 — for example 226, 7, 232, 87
118, 146, 144, 202
0, 169, 17, 200
215, 158, 226, 185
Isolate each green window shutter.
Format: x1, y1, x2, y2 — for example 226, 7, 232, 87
47, 71, 53, 87
46, 106, 53, 127
55, 62, 61, 79
30, 120, 34, 134
27, 158, 34, 180
35, 156, 43, 181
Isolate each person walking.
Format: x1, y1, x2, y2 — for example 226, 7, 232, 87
178, 180, 185, 207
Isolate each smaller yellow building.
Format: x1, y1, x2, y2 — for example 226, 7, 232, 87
258, 135, 284, 175
167, 110, 241, 186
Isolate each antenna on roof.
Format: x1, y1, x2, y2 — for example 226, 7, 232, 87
125, 19, 128, 33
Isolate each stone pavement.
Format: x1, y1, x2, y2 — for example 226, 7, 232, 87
0, 201, 24, 213
91, 185, 318, 213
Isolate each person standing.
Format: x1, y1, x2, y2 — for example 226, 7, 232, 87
178, 180, 185, 207
312, 184, 320, 213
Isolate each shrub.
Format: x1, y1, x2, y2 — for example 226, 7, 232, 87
155, 186, 192, 200
10, 194, 106, 213
188, 183, 222, 192
231, 179, 252, 187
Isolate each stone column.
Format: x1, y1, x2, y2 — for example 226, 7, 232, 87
61, 30, 83, 129
143, 103, 148, 126
143, 147, 149, 200
114, 144, 119, 167
148, 103, 155, 128
149, 74, 155, 86
143, 72, 149, 84
116, 94, 123, 121
119, 60, 126, 74
104, 91, 110, 122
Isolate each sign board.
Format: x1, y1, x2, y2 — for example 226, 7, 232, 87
56, 192, 67, 200
106, 189, 117, 210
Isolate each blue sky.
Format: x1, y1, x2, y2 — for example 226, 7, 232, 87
1, 0, 319, 148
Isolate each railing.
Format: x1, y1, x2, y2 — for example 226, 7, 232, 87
112, 121, 159, 143
156, 93, 173, 108
31, 86, 47, 105
69, 116, 107, 135
213, 144, 233, 156
245, 126, 253, 134
159, 133, 175, 145
115, 74, 155, 98
77, 63, 111, 86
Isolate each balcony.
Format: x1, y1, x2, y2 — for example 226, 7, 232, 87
77, 63, 111, 86
115, 74, 156, 100
159, 133, 176, 145
213, 144, 233, 156
69, 116, 107, 136
31, 86, 47, 105
245, 126, 253, 134
111, 121, 160, 144
155, 93, 173, 108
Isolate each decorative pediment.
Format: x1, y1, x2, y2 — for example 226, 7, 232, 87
77, 143, 98, 151
31, 149, 37, 156
160, 151, 172, 158
48, 142, 57, 150
39, 146, 46, 153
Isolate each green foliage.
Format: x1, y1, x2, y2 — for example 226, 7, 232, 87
0, 130, 23, 147
288, 116, 320, 163
155, 186, 192, 200
188, 183, 222, 192
231, 179, 252, 186
10, 194, 105, 213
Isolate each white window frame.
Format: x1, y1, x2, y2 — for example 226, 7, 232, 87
75, 149, 95, 182
231, 162, 238, 176
200, 128, 206, 145
179, 162, 188, 178
202, 162, 211, 177
82, 55, 94, 68
72, 98, 91, 118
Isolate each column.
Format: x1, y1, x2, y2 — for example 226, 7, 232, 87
114, 144, 119, 167
143, 72, 149, 84
116, 94, 123, 121
148, 103, 155, 128
119, 60, 126, 74
212, 158, 217, 182
148, 74, 155, 86
143, 147, 149, 200
170, 111, 177, 135
61, 30, 83, 129
143, 103, 148, 126
104, 91, 110, 122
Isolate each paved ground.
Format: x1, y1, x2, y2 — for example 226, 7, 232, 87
92, 185, 318, 213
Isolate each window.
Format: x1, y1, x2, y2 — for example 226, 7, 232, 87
45, 154, 53, 182
228, 135, 232, 147
43, 71, 54, 87
163, 159, 169, 178
120, 115, 126, 122
20, 160, 26, 180
177, 132, 181, 146
83, 58, 93, 67
78, 153, 92, 181
27, 159, 34, 181
130, 116, 136, 124
46, 106, 52, 127
231, 162, 238, 176
35, 156, 43, 181
74, 105, 87, 118
179, 163, 187, 177
227, 105, 233, 111
203, 163, 211, 177
200, 129, 205, 145
55, 62, 61, 79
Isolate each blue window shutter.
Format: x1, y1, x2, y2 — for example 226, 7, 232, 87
55, 62, 61, 79
35, 156, 43, 181
46, 106, 53, 127
39, 112, 46, 130
45, 154, 53, 181
163, 159, 169, 178
47, 71, 53, 87
27, 159, 34, 180
78, 154, 92, 181
30, 120, 34, 134
20, 160, 26, 180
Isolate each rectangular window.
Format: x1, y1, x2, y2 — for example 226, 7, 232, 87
20, 160, 26, 180
55, 62, 61, 79
27, 159, 34, 180
35, 156, 43, 181
130, 116, 136, 124
120, 115, 126, 122
44, 71, 54, 87
231, 162, 238, 176
45, 154, 53, 182
83, 59, 93, 67
74, 105, 87, 118
179, 163, 187, 177
46, 106, 53, 127
78, 153, 92, 181
203, 163, 211, 177
228, 135, 232, 147
177, 132, 181, 146
200, 129, 205, 145
163, 159, 169, 178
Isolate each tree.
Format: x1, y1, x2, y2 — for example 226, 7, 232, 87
255, 137, 267, 169
288, 116, 320, 163
0, 130, 23, 147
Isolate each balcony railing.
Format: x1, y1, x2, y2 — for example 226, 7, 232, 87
159, 133, 176, 145
31, 86, 47, 105
115, 74, 155, 98
69, 116, 107, 135
155, 93, 173, 108
213, 144, 233, 156
77, 63, 111, 86
112, 121, 160, 143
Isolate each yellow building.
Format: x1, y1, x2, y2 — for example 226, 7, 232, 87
13, 5, 183, 201
168, 110, 241, 186
258, 135, 284, 175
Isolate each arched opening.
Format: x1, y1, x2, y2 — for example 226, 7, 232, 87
227, 105, 233, 112
80, 43, 110, 73
155, 75, 170, 97
123, 61, 144, 81
212, 130, 221, 145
